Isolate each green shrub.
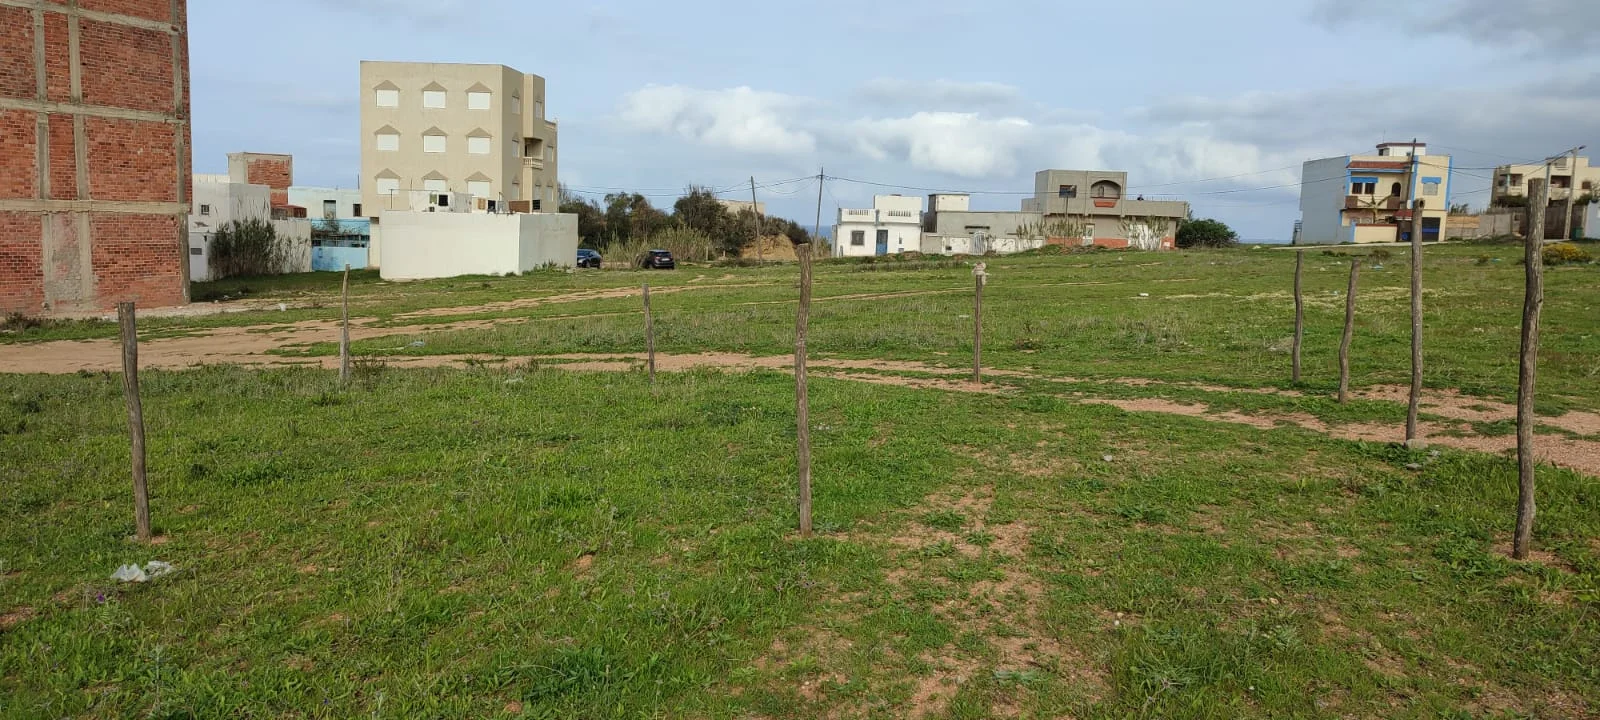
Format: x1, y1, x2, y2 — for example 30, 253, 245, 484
209, 218, 287, 280
1542, 243, 1593, 266
1175, 219, 1239, 249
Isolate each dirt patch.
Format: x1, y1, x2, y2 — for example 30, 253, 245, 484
1, 606, 36, 629
1489, 541, 1577, 574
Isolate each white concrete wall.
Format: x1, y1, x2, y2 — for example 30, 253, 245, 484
191, 179, 271, 233
379, 212, 578, 280
274, 219, 314, 273
930, 194, 970, 212
1587, 202, 1600, 239
1298, 156, 1350, 244
289, 187, 366, 219
833, 220, 918, 257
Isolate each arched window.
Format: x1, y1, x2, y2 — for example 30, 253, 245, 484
1391, 182, 1403, 197
1090, 180, 1121, 199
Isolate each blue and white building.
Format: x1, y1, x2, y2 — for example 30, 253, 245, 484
1297, 142, 1453, 245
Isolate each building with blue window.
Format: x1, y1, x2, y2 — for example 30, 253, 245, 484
1296, 142, 1453, 244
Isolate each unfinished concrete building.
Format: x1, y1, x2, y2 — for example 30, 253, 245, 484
0, 0, 192, 315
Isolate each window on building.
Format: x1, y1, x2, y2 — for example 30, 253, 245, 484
1511, 174, 1524, 187
376, 131, 400, 152
468, 180, 492, 199
1584, 181, 1594, 191
1058, 185, 1077, 198
1422, 179, 1441, 197
468, 91, 492, 110
199, 204, 211, 216
376, 177, 400, 196
1351, 180, 1377, 195
375, 89, 399, 108
1498, 175, 1510, 188
1090, 180, 1122, 199
467, 136, 492, 155
1391, 182, 1403, 197
532, 199, 542, 211
424, 178, 448, 193
851, 230, 865, 246
535, 100, 544, 119
512, 95, 522, 114
1084, 223, 1095, 238
323, 199, 338, 218
352, 203, 362, 217
189, 247, 202, 256
423, 133, 446, 154
422, 88, 447, 109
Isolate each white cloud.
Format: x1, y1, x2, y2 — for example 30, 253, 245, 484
618, 85, 817, 156
845, 113, 1035, 178
1310, 0, 1600, 53
854, 78, 1024, 110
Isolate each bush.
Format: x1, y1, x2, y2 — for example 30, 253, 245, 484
1175, 219, 1239, 249
209, 219, 287, 280
1542, 243, 1593, 266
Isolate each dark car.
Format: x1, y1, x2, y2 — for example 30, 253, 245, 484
641, 249, 676, 270
577, 248, 602, 269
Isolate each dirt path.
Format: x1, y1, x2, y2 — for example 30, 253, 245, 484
5, 336, 1595, 476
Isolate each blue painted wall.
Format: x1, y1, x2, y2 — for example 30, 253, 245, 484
312, 246, 369, 272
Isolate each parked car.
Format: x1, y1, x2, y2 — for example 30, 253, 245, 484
641, 249, 676, 270
577, 248, 602, 268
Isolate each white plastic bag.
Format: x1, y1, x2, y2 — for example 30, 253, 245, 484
111, 564, 147, 583
111, 561, 177, 583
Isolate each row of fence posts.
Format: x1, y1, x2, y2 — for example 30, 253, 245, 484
110, 232, 1548, 558
1292, 193, 1546, 559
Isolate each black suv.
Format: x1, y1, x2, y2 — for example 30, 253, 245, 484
641, 249, 676, 270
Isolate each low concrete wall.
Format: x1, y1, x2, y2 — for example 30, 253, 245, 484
379, 212, 578, 280
313, 246, 369, 271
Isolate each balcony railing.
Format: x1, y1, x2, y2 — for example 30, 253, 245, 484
1345, 196, 1403, 211
523, 156, 544, 170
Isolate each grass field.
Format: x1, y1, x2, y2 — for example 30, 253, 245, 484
2, 242, 1598, 718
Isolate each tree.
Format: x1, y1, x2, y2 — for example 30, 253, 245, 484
1175, 218, 1239, 249
1450, 203, 1473, 215
603, 193, 670, 246
558, 185, 609, 247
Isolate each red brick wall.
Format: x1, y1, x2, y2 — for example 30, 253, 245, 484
0, 110, 37, 199
86, 117, 177, 202
47, 114, 76, 200
80, 20, 174, 115
0, 213, 45, 313
244, 156, 293, 207
0, 7, 33, 100
0, 2, 190, 315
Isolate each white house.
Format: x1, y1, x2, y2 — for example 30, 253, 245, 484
833, 195, 923, 258
189, 175, 311, 282
288, 186, 366, 220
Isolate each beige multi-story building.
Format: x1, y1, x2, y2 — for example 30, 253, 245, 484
1297, 142, 1453, 244
359, 61, 559, 216
1491, 155, 1598, 206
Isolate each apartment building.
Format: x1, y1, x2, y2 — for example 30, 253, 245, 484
1491, 155, 1599, 206
359, 61, 559, 216
833, 195, 923, 257
1297, 142, 1452, 244
1, 1, 192, 314
922, 170, 1189, 253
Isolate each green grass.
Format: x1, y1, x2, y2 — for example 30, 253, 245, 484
3, 244, 1599, 717
2, 367, 1597, 718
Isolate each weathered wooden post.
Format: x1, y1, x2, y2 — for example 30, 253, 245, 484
643, 283, 656, 384
340, 264, 351, 384
1292, 251, 1304, 384
1338, 257, 1361, 405
973, 262, 987, 383
1514, 176, 1550, 560
1407, 201, 1426, 447
117, 302, 152, 542
795, 241, 814, 537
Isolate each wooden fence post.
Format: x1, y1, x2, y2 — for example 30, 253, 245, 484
795, 241, 814, 538
340, 264, 351, 384
643, 283, 656, 384
973, 263, 987, 383
1514, 178, 1549, 560
1407, 201, 1426, 447
1338, 257, 1361, 405
1292, 251, 1304, 384
117, 302, 152, 542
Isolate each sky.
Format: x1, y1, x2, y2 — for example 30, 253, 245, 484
190, 0, 1600, 241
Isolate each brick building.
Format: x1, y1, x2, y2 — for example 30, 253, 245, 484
0, 0, 192, 315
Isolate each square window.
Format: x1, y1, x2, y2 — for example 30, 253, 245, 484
1058, 185, 1077, 198
189, 247, 202, 256
1422, 180, 1441, 197
424, 179, 448, 193
375, 89, 399, 107
468, 180, 492, 198
423, 90, 446, 109
376, 178, 401, 196
376, 133, 399, 151
199, 204, 211, 216
468, 91, 491, 110
467, 136, 492, 155
423, 134, 446, 153
851, 230, 865, 246
353, 203, 362, 216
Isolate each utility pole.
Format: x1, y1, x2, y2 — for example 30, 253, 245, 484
751, 177, 764, 263
1561, 147, 1586, 241
1402, 138, 1418, 243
